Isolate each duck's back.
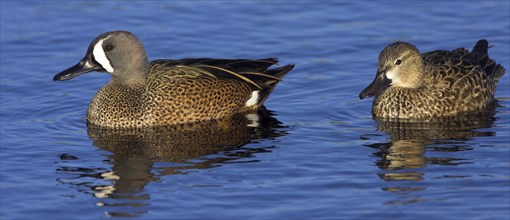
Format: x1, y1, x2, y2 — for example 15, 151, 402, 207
421, 40, 504, 114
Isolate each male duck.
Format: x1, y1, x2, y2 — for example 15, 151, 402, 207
54, 31, 294, 128
359, 39, 505, 119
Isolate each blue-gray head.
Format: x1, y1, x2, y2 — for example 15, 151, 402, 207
53, 31, 149, 84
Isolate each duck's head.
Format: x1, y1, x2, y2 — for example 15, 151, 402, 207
359, 41, 423, 99
53, 30, 149, 83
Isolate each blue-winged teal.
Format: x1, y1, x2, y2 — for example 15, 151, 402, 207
359, 39, 505, 119
54, 31, 294, 128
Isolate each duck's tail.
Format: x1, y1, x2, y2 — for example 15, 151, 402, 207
471, 39, 505, 81
252, 62, 295, 107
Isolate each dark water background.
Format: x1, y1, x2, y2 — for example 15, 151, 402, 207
1, 1, 509, 219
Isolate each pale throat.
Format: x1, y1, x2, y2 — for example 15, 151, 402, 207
386, 68, 422, 88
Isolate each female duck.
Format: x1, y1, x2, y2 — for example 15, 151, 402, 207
359, 40, 505, 119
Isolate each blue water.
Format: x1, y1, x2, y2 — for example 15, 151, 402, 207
1, 1, 509, 219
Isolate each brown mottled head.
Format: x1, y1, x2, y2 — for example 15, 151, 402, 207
360, 41, 424, 99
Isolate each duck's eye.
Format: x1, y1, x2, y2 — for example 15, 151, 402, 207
104, 44, 114, 52
395, 59, 402, 65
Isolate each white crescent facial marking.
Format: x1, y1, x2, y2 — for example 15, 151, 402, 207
93, 39, 114, 73
245, 91, 259, 107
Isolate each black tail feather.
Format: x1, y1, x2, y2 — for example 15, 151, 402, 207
471, 39, 488, 61
255, 64, 295, 107
471, 39, 505, 80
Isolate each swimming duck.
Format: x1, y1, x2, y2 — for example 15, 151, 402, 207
359, 39, 505, 119
54, 30, 294, 128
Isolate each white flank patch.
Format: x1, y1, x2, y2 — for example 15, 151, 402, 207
245, 91, 259, 107
93, 39, 114, 73
246, 113, 260, 128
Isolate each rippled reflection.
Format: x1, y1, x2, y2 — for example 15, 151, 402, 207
363, 107, 497, 204
56, 108, 287, 217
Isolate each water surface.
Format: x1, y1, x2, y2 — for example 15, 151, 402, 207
1, 1, 509, 219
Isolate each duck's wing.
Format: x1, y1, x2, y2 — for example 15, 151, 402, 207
421, 40, 504, 111
149, 58, 293, 83
148, 58, 294, 108
422, 40, 505, 83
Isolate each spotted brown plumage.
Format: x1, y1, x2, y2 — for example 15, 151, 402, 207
359, 40, 505, 120
54, 31, 294, 128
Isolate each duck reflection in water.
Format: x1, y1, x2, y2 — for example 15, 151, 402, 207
363, 107, 497, 205
56, 108, 287, 217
